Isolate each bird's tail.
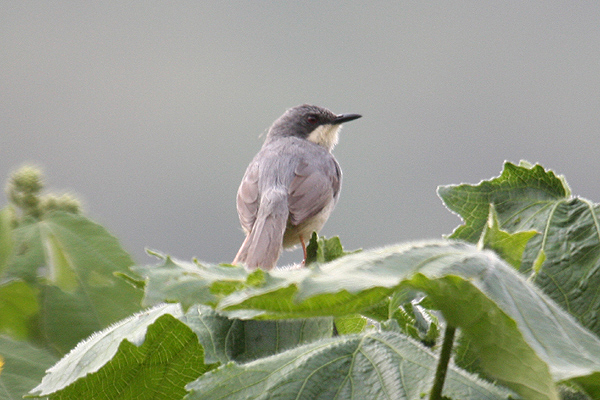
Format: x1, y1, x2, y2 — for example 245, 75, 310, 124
233, 189, 288, 270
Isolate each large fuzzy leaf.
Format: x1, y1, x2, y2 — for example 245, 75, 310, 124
437, 161, 570, 242
5, 211, 142, 353
478, 204, 538, 269
136, 240, 600, 399
182, 305, 333, 364
185, 330, 518, 400
131, 254, 249, 310
29, 303, 212, 399
132, 234, 356, 312
215, 241, 599, 399
438, 161, 600, 337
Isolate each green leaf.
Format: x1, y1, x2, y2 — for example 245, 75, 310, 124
179, 305, 243, 364
438, 162, 600, 338
305, 233, 359, 265
185, 330, 518, 400
5, 211, 143, 353
454, 331, 482, 375
214, 241, 600, 400
478, 204, 538, 269
114, 271, 146, 290
520, 198, 600, 335
0, 337, 57, 400
391, 298, 440, 347
334, 314, 368, 335
0, 206, 15, 275
131, 254, 250, 310
0, 280, 38, 339
34, 285, 107, 354
533, 248, 546, 274
182, 305, 333, 363
361, 288, 419, 323
133, 242, 352, 318
43, 227, 78, 291
370, 293, 440, 346
6, 216, 45, 282
29, 303, 212, 399
386, 305, 420, 339
437, 161, 570, 243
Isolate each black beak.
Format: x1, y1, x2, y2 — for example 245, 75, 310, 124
334, 113, 362, 124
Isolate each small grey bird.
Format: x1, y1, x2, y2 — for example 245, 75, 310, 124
233, 104, 361, 270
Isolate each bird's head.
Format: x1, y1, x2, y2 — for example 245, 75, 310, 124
267, 104, 361, 151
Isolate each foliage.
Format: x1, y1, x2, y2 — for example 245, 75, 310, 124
30, 304, 213, 399
186, 328, 513, 400
0, 337, 57, 400
439, 161, 600, 339
2, 162, 600, 399
0, 166, 143, 399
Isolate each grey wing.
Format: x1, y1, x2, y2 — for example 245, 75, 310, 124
236, 162, 260, 233
288, 157, 341, 226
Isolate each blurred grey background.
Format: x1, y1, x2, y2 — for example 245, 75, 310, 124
2, 3, 599, 265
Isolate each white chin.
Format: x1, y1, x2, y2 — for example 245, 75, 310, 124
306, 124, 341, 150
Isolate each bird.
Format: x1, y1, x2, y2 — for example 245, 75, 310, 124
233, 104, 361, 270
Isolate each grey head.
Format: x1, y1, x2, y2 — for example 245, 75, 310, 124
266, 104, 362, 151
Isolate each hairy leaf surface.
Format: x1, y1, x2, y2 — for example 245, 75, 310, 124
438, 161, 600, 337
215, 241, 600, 400
182, 305, 333, 364
29, 303, 212, 399
185, 330, 517, 400
132, 254, 249, 310
137, 240, 600, 399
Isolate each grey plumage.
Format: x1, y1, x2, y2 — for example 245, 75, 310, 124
233, 104, 361, 270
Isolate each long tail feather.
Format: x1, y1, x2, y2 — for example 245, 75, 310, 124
233, 189, 288, 270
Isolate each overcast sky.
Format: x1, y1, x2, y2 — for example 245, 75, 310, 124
2, 3, 600, 265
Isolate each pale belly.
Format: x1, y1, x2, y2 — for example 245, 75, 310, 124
282, 201, 335, 248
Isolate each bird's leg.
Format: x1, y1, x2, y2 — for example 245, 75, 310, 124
300, 236, 307, 266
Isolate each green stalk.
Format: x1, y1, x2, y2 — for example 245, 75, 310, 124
430, 324, 456, 400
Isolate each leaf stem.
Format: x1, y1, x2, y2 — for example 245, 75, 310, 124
430, 324, 456, 400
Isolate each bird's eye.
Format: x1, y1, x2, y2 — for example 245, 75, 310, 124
307, 116, 318, 124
